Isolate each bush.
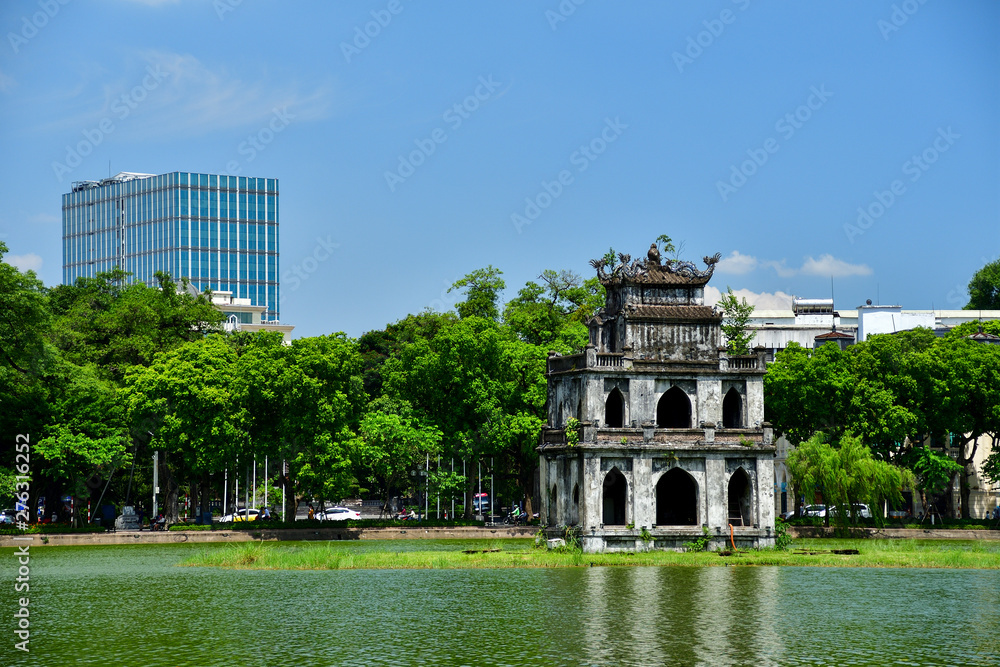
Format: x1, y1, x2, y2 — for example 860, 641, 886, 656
683, 526, 712, 552
168, 523, 212, 531
774, 518, 792, 550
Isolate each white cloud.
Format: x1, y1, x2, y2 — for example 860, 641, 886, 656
38, 51, 335, 139
705, 286, 795, 310
715, 250, 758, 275
716, 251, 871, 279
800, 254, 872, 277
8, 253, 42, 273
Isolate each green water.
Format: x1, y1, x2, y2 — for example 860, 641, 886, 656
3, 541, 999, 666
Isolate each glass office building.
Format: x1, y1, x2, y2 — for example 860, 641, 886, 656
62, 171, 280, 321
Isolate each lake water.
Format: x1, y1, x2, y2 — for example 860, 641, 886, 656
3, 540, 999, 666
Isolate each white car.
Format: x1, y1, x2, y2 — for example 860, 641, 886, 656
802, 504, 827, 517
830, 503, 872, 519
316, 506, 361, 522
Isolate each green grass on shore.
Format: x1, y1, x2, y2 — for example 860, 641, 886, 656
181, 538, 1000, 571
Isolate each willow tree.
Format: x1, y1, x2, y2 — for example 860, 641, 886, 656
787, 432, 913, 526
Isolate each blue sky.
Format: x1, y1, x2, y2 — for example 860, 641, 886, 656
1, 0, 997, 338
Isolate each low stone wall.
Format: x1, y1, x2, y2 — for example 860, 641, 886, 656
0, 525, 537, 548
789, 526, 1000, 540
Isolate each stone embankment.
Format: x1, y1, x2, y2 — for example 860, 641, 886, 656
0, 525, 537, 547
789, 526, 1000, 540
3, 525, 996, 547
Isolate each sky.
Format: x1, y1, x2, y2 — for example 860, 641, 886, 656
1, 0, 997, 338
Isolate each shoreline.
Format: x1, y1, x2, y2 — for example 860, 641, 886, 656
1, 524, 998, 548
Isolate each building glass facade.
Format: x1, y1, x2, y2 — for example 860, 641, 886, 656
62, 171, 280, 321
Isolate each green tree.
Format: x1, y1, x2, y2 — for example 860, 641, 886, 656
123, 334, 247, 524
49, 270, 222, 382
353, 399, 442, 514
718, 287, 756, 355
964, 258, 1000, 310
926, 337, 1000, 518
0, 242, 50, 375
381, 316, 546, 518
274, 334, 368, 519
787, 432, 913, 526
908, 446, 963, 520
503, 269, 603, 352
449, 266, 506, 321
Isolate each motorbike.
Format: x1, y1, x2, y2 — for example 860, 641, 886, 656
504, 509, 526, 525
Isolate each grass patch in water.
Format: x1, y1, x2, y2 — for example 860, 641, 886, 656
181, 538, 1000, 571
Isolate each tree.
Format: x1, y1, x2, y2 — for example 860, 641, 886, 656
352, 399, 442, 515
122, 334, 247, 524
449, 266, 506, 321
926, 337, 1000, 518
964, 259, 1000, 311
0, 243, 55, 503
48, 270, 222, 382
274, 334, 367, 519
908, 446, 962, 520
0, 241, 50, 375
718, 287, 756, 355
764, 342, 855, 444
381, 316, 547, 518
787, 432, 913, 526
503, 269, 603, 352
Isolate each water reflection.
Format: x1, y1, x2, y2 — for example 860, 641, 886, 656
578, 565, 784, 666
3, 543, 999, 666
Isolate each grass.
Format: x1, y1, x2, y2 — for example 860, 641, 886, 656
181, 538, 1000, 571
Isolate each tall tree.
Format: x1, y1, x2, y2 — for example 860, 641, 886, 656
49, 270, 222, 382
964, 258, 1000, 311
503, 269, 603, 352
449, 266, 505, 321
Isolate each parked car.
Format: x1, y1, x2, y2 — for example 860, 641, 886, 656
802, 504, 827, 517
472, 493, 491, 513
0, 509, 17, 524
316, 506, 361, 522
779, 509, 797, 520
219, 508, 259, 523
829, 503, 872, 519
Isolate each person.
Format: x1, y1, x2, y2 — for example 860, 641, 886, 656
153, 513, 165, 531
261, 507, 271, 521
307, 504, 314, 520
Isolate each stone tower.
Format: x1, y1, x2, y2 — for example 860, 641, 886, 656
538, 244, 776, 552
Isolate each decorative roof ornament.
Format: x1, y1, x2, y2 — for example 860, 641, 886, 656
590, 244, 721, 285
